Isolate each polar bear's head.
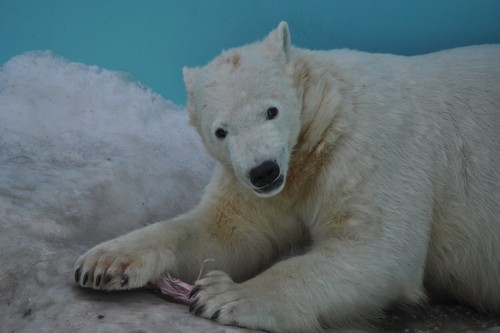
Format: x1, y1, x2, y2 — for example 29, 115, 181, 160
184, 22, 301, 197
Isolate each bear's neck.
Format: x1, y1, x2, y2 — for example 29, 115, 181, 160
281, 48, 354, 201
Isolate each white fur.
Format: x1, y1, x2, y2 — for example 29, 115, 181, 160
74, 22, 500, 332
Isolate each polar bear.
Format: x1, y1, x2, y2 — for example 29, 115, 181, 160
74, 22, 500, 332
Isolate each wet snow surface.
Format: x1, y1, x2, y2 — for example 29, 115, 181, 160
0, 52, 499, 333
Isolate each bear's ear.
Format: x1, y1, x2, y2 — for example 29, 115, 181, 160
265, 21, 291, 61
183, 66, 200, 93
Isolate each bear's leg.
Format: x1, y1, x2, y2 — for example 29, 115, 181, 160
190, 241, 426, 332
73, 200, 298, 290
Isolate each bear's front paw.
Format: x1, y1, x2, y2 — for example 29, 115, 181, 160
73, 239, 163, 291
189, 270, 279, 331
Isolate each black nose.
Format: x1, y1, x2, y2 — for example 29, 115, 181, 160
249, 161, 280, 188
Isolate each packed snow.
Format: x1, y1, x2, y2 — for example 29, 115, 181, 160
0, 52, 499, 332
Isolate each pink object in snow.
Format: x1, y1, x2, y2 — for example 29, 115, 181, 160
154, 273, 195, 305
153, 259, 214, 305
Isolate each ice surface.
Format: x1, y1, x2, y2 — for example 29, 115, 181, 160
0, 52, 499, 332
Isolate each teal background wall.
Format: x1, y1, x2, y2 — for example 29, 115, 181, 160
2, 0, 500, 105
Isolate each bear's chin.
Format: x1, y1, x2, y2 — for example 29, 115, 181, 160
253, 174, 285, 197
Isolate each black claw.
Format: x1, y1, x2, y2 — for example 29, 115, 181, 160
120, 274, 129, 287
95, 274, 102, 287
82, 272, 89, 286
189, 285, 201, 299
104, 273, 113, 284
74, 268, 81, 283
194, 304, 206, 316
210, 309, 221, 321
189, 299, 199, 313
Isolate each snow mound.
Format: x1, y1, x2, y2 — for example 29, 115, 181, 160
0, 52, 247, 333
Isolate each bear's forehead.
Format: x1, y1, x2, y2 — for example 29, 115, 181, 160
215, 51, 242, 70
193, 46, 287, 115
201, 52, 279, 93
197, 63, 261, 99
206, 45, 276, 76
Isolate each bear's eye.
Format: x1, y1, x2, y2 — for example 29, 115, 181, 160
215, 128, 227, 139
266, 107, 279, 120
